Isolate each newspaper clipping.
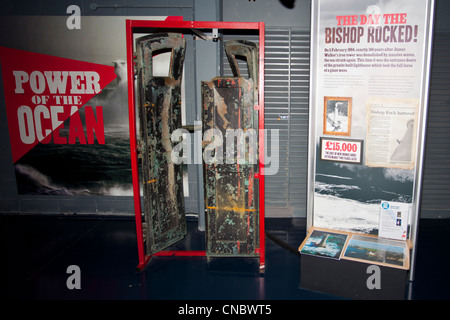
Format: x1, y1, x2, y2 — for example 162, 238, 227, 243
365, 98, 418, 169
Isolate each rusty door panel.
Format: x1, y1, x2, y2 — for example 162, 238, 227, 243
135, 33, 186, 255
224, 39, 259, 90
202, 40, 259, 257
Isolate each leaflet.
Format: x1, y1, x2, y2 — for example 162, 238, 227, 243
378, 201, 410, 240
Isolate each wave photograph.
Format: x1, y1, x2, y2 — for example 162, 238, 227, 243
313, 146, 414, 234
14, 129, 133, 196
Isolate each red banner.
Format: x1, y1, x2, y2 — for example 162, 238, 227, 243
0, 47, 117, 163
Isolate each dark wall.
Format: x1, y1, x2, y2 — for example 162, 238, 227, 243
0, 0, 216, 218
0, 0, 449, 219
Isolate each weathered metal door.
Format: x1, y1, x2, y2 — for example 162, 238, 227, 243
135, 33, 186, 255
202, 40, 259, 257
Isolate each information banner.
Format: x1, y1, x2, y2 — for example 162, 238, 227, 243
308, 0, 434, 238
0, 16, 176, 196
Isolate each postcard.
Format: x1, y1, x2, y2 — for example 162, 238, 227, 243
342, 234, 409, 269
299, 229, 349, 260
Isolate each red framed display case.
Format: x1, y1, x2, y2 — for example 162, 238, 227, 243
125, 19, 266, 273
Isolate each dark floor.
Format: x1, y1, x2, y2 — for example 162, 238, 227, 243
1, 214, 449, 301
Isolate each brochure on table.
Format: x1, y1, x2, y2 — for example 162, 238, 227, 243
304, 0, 434, 275
299, 227, 410, 270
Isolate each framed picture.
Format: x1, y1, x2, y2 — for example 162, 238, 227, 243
323, 96, 352, 136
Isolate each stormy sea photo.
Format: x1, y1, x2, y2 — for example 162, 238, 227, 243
313, 144, 414, 235
14, 61, 134, 197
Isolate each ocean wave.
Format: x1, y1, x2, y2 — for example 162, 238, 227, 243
314, 178, 411, 204
98, 183, 133, 196
313, 193, 379, 234
315, 181, 361, 196
383, 168, 414, 183
316, 173, 353, 180
15, 164, 72, 195
15, 164, 133, 196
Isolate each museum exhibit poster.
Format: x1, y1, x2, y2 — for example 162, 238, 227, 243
0, 16, 176, 196
308, 0, 434, 237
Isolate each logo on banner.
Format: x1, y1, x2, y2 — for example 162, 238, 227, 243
0, 47, 117, 163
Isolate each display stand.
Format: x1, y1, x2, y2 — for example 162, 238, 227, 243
300, 251, 409, 300
301, 0, 434, 299
299, 227, 411, 299
125, 19, 266, 273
